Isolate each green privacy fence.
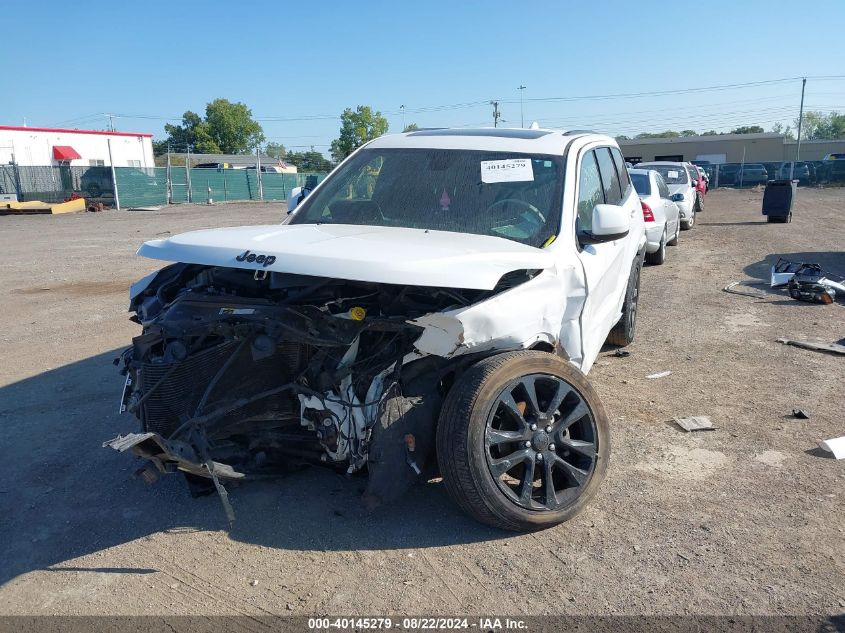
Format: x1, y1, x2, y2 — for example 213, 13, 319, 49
2, 165, 326, 208
115, 167, 326, 207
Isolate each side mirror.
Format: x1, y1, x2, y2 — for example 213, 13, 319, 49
580, 204, 631, 243
670, 193, 684, 202
287, 186, 308, 214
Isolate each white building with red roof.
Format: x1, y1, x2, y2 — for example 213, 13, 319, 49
0, 125, 154, 167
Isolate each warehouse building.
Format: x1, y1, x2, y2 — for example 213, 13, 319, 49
0, 125, 154, 167
618, 132, 845, 164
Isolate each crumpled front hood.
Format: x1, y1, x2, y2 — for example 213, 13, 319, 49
137, 223, 554, 290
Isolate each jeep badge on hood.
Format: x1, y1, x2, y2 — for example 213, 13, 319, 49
235, 250, 276, 267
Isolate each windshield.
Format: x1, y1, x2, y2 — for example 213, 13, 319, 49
630, 173, 651, 195
290, 148, 563, 247
639, 165, 689, 185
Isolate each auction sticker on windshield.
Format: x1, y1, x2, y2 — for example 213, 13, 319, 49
480, 158, 534, 183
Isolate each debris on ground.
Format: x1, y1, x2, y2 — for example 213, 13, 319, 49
792, 409, 811, 419
777, 338, 845, 355
647, 370, 672, 379
818, 437, 845, 459
771, 258, 805, 287
613, 349, 630, 358
771, 258, 845, 304
673, 416, 715, 432
723, 281, 771, 299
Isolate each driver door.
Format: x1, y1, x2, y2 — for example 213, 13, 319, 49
575, 146, 636, 368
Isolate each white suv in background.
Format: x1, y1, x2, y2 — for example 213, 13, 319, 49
114, 128, 646, 531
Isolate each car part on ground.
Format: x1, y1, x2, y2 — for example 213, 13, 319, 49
777, 338, 845, 355
770, 259, 845, 304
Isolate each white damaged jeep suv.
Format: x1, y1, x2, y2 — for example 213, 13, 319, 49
109, 128, 645, 531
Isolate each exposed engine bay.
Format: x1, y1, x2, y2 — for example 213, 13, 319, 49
109, 263, 536, 520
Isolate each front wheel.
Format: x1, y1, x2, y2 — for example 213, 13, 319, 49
437, 351, 610, 532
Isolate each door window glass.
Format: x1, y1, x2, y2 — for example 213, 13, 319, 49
576, 150, 603, 232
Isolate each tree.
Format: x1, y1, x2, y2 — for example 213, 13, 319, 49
264, 142, 287, 159
286, 149, 333, 172
330, 106, 389, 162
204, 98, 265, 153
730, 125, 764, 134
771, 123, 795, 140
680, 130, 698, 137
403, 123, 419, 132
700, 130, 720, 136
796, 111, 845, 140
161, 100, 265, 154
635, 130, 680, 139
163, 110, 220, 153
615, 135, 631, 141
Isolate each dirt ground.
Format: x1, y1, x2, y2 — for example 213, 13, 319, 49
0, 191, 843, 617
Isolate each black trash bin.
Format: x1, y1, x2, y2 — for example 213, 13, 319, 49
762, 179, 797, 223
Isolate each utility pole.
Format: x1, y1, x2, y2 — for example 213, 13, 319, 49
105, 113, 115, 132
490, 101, 501, 128
796, 77, 806, 163
518, 85, 526, 128
400, 104, 405, 132
107, 138, 120, 210
788, 78, 807, 182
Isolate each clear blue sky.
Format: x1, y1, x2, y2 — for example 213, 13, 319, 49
3, 0, 844, 155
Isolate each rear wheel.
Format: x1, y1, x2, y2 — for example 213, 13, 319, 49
437, 351, 610, 532
645, 228, 666, 265
682, 209, 695, 230
606, 255, 641, 347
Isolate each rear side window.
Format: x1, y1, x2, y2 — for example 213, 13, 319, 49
576, 150, 603, 232
655, 173, 671, 198
595, 148, 623, 205
686, 166, 698, 182
630, 173, 651, 196
611, 148, 631, 198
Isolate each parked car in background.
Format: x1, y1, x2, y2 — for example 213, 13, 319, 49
734, 163, 768, 187
777, 161, 812, 185
629, 168, 681, 265
695, 163, 715, 185
717, 163, 739, 186
684, 163, 705, 212
80, 166, 157, 198
694, 164, 709, 192
112, 128, 647, 532
635, 161, 697, 229
823, 153, 845, 182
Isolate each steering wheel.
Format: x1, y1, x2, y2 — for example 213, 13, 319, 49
486, 198, 546, 224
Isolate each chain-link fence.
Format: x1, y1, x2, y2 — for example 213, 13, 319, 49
1, 164, 327, 208
698, 160, 845, 188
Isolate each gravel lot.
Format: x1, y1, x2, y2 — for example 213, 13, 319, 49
0, 190, 843, 617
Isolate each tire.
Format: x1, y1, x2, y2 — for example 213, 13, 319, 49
667, 219, 680, 246
695, 193, 704, 213
436, 351, 610, 532
681, 209, 695, 230
645, 228, 666, 265
606, 255, 641, 347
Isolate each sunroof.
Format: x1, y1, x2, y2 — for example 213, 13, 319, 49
407, 128, 553, 139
